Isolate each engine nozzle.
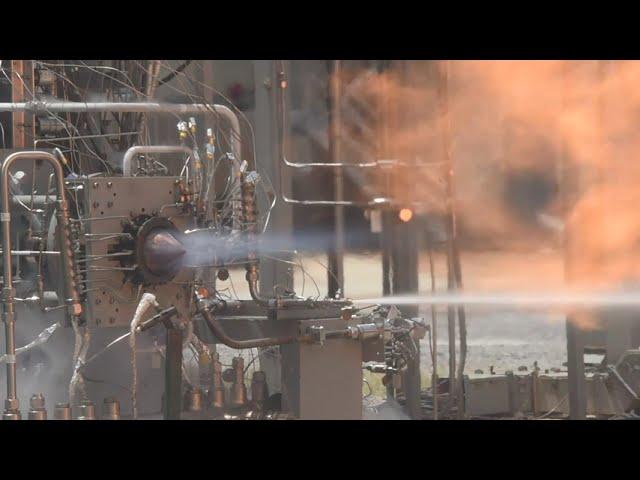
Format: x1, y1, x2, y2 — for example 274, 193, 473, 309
142, 228, 186, 279
115, 216, 188, 285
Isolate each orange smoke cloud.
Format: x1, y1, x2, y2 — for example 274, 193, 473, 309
335, 60, 640, 328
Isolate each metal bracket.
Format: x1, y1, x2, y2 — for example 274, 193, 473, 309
308, 325, 326, 346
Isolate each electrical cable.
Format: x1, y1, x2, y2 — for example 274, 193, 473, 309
157, 60, 193, 86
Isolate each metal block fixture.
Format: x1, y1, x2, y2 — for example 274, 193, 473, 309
281, 318, 363, 420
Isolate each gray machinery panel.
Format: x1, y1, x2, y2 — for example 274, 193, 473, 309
464, 374, 511, 417
79, 176, 195, 327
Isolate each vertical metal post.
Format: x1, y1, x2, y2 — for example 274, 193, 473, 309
0, 168, 16, 413
255, 60, 293, 297
565, 319, 586, 418
387, 61, 421, 419
327, 60, 345, 298
427, 237, 438, 420
392, 216, 421, 419
446, 257, 457, 401
378, 61, 395, 401
381, 211, 392, 297
254, 60, 294, 396
164, 326, 183, 420
444, 63, 467, 419
379, 61, 393, 299
382, 210, 394, 402
10, 60, 34, 149
563, 60, 587, 419
436, 60, 457, 410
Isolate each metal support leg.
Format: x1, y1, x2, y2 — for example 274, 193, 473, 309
381, 210, 394, 401
381, 210, 393, 297
566, 317, 587, 419
164, 327, 183, 420
390, 214, 421, 419
135, 306, 183, 420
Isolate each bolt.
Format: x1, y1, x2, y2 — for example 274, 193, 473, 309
93, 182, 99, 189
93, 202, 100, 209
107, 182, 113, 188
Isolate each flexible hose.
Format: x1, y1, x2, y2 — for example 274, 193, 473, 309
130, 293, 159, 419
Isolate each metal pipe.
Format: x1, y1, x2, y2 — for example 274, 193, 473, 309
284, 158, 379, 168
140, 61, 162, 145
240, 171, 281, 309
241, 172, 348, 310
0, 101, 242, 160
272, 64, 443, 208
0, 100, 234, 115
273, 66, 388, 208
122, 145, 194, 177
1, 151, 82, 419
246, 266, 276, 309
608, 365, 640, 402
0, 250, 59, 256
284, 158, 445, 169
281, 195, 391, 208
197, 295, 297, 349
33, 131, 140, 148
245, 265, 328, 309
11, 195, 49, 206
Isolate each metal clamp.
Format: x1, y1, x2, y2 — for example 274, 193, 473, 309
308, 325, 326, 346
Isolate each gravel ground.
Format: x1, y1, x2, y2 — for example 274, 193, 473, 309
426, 310, 567, 376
